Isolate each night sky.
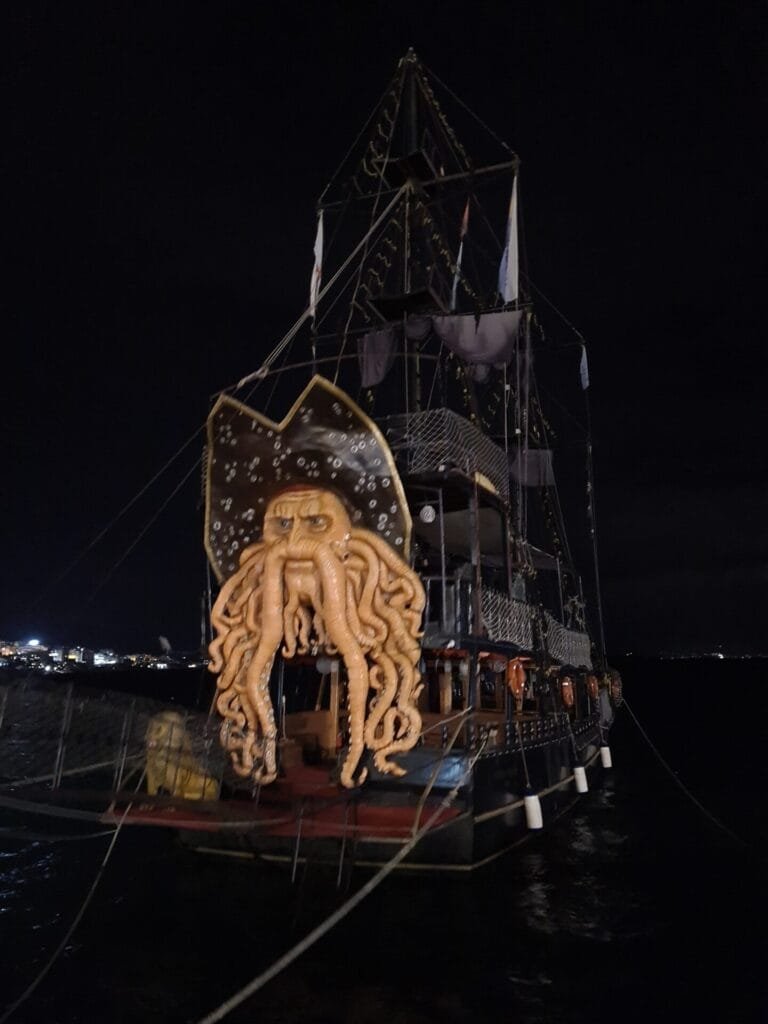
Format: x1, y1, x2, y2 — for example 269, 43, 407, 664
2, 2, 764, 656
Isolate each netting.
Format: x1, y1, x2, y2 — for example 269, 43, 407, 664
385, 409, 509, 500
0, 679, 226, 797
543, 612, 592, 668
480, 589, 534, 648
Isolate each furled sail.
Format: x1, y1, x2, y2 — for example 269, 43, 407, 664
431, 310, 522, 364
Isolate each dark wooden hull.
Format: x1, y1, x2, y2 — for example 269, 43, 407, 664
167, 714, 607, 872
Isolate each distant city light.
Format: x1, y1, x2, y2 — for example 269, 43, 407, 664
27, 639, 41, 646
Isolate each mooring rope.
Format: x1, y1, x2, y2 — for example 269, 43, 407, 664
0, 769, 147, 1024
622, 698, 749, 849
0, 826, 116, 844
195, 739, 488, 1024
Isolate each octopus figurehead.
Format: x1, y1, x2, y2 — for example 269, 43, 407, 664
205, 376, 425, 788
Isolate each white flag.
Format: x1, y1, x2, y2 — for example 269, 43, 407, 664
497, 177, 519, 303
451, 199, 470, 311
309, 210, 323, 321
579, 345, 590, 389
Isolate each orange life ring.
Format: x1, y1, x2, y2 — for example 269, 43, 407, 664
506, 659, 527, 700
561, 676, 575, 708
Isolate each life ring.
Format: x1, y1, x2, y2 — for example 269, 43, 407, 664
586, 674, 599, 700
506, 659, 527, 701
561, 675, 575, 708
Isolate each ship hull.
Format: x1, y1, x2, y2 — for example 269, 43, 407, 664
168, 719, 606, 872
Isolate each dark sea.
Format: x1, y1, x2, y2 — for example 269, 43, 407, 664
1, 658, 765, 1024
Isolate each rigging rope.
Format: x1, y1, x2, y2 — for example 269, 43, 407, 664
420, 61, 516, 159
23, 423, 204, 615
313, 214, 395, 335
84, 457, 201, 605
318, 81, 397, 206
332, 65, 405, 385
234, 185, 407, 392
525, 277, 586, 344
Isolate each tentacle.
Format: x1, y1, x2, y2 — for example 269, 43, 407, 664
313, 544, 369, 788
346, 533, 426, 776
281, 585, 300, 658
242, 546, 288, 783
209, 541, 281, 782
346, 541, 387, 644
296, 605, 312, 654
345, 580, 375, 651
313, 610, 328, 650
363, 650, 399, 750
370, 650, 423, 776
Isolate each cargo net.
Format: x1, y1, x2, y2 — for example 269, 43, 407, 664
0, 678, 226, 800
480, 589, 534, 649
544, 611, 593, 668
385, 409, 510, 501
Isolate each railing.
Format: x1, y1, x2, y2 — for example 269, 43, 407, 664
384, 408, 510, 500
422, 576, 537, 649
543, 611, 592, 669
0, 679, 225, 797
480, 588, 534, 648
422, 575, 473, 637
421, 577, 591, 671
421, 709, 602, 756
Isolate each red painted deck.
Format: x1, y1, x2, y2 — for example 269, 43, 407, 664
102, 762, 462, 840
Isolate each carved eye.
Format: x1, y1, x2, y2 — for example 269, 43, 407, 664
277, 517, 293, 531
307, 515, 329, 531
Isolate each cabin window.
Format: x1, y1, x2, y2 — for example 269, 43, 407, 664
478, 663, 504, 711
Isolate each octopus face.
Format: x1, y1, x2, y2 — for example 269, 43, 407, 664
208, 486, 425, 789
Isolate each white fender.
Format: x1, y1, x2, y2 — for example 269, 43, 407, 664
600, 745, 613, 768
574, 765, 589, 793
524, 792, 543, 829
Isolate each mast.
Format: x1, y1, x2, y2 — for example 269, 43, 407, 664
585, 393, 608, 670
233, 52, 601, 672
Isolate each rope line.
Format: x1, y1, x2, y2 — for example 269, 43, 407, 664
0, 770, 146, 1024
24, 423, 204, 614
524, 277, 586, 343
235, 186, 407, 392
332, 64, 404, 385
622, 698, 749, 849
85, 458, 201, 604
195, 740, 487, 1024
318, 80, 396, 205
0, 826, 116, 844
419, 61, 515, 157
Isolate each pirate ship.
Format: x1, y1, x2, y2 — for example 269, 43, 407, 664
0, 51, 622, 871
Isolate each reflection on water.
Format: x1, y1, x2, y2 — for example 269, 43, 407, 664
0, 659, 764, 1023
0, 776, 761, 1024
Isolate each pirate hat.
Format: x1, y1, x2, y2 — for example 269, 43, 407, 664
205, 375, 412, 582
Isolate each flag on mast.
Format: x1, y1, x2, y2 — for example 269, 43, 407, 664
309, 209, 324, 321
497, 176, 519, 303
450, 198, 470, 311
